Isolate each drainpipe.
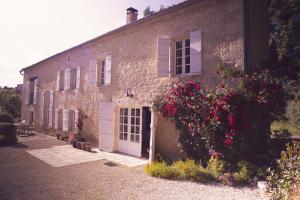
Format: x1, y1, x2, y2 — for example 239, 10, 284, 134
149, 107, 157, 163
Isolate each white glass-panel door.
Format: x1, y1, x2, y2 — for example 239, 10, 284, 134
118, 107, 142, 157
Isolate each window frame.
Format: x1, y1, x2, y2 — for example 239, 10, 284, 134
175, 38, 191, 76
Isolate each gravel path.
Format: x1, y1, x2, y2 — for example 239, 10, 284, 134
0, 134, 262, 200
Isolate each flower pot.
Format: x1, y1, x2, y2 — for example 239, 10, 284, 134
71, 139, 77, 148
56, 134, 61, 140
86, 144, 92, 152
76, 141, 81, 149
81, 142, 87, 151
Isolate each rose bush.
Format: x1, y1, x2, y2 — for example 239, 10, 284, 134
154, 71, 286, 164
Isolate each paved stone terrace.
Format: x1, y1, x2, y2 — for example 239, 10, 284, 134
27, 145, 147, 167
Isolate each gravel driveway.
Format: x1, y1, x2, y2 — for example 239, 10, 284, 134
0, 134, 262, 200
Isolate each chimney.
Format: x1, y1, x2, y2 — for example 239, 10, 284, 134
126, 7, 138, 24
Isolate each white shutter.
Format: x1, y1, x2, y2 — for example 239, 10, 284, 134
48, 91, 53, 128
25, 81, 30, 104
40, 91, 44, 127
99, 102, 114, 152
54, 109, 58, 129
63, 109, 69, 132
33, 79, 38, 104
76, 66, 81, 89
157, 38, 170, 77
56, 71, 60, 91
64, 68, 71, 90
190, 30, 202, 75
89, 59, 97, 85
105, 55, 112, 86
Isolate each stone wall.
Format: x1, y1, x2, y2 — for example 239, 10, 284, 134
21, 0, 245, 156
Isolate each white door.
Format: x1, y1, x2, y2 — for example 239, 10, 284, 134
99, 102, 115, 152
118, 108, 142, 157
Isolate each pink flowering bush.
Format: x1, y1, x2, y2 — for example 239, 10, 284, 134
154, 71, 286, 164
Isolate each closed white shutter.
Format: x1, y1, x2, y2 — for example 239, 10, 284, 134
75, 109, 79, 132
54, 109, 58, 129
64, 68, 71, 90
63, 109, 69, 132
190, 30, 202, 75
40, 91, 44, 127
48, 91, 53, 128
56, 71, 60, 91
25, 81, 30, 104
89, 59, 97, 85
105, 55, 112, 86
76, 66, 81, 89
33, 79, 38, 104
157, 38, 170, 77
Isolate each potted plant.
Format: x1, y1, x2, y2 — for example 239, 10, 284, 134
76, 141, 82, 149
56, 133, 61, 140
81, 142, 87, 151
85, 143, 92, 152
71, 138, 77, 148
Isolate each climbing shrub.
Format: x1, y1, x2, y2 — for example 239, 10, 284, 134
154, 71, 286, 164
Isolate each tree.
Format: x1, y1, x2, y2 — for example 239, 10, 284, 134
0, 87, 21, 119
143, 6, 155, 17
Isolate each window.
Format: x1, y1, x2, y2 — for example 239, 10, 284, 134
130, 108, 141, 143
59, 70, 64, 90
29, 111, 34, 124
58, 109, 63, 130
97, 60, 105, 86
119, 108, 141, 143
70, 68, 77, 90
68, 110, 75, 131
175, 39, 190, 75
119, 108, 128, 140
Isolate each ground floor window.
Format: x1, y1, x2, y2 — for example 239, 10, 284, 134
58, 110, 63, 130
68, 110, 75, 131
119, 108, 128, 140
29, 111, 34, 124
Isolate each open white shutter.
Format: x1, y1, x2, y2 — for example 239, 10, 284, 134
54, 109, 58, 129
63, 109, 69, 132
40, 91, 44, 127
157, 38, 170, 77
25, 81, 30, 104
105, 55, 112, 86
48, 91, 53, 128
33, 79, 38, 104
190, 30, 202, 75
64, 68, 71, 90
89, 59, 97, 85
76, 66, 81, 89
56, 71, 60, 91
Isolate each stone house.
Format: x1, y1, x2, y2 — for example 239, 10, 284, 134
20, 0, 269, 161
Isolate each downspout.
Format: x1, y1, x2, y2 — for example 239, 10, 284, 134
149, 107, 157, 163
243, 0, 251, 73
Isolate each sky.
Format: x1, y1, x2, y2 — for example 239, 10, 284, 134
0, 0, 184, 87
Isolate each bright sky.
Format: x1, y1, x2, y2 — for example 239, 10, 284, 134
0, 0, 184, 87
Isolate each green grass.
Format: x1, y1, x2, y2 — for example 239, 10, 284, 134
271, 121, 300, 136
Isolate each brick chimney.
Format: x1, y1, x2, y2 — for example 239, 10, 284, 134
126, 7, 138, 24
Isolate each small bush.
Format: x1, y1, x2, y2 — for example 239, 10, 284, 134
0, 122, 16, 137
207, 156, 225, 179
0, 112, 13, 123
145, 160, 212, 183
0, 133, 17, 146
144, 161, 177, 179
233, 161, 255, 184
267, 142, 300, 200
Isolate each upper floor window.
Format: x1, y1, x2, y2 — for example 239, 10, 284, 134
97, 60, 105, 86
57, 66, 80, 91
175, 39, 190, 75
25, 77, 38, 105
